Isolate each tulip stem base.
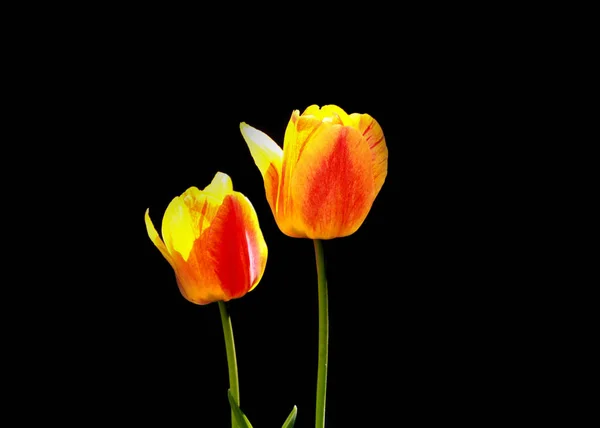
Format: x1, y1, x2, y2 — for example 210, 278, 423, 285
219, 301, 240, 428
313, 239, 329, 428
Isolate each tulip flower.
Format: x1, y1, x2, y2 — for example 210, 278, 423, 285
240, 104, 388, 240
145, 171, 273, 428
144, 171, 268, 305
241, 104, 388, 428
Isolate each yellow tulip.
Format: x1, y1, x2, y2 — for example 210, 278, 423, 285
240, 104, 388, 239
145, 172, 268, 304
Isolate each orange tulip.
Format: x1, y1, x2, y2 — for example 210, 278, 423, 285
144, 172, 268, 305
240, 104, 388, 239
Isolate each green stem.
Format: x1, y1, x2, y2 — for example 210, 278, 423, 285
219, 301, 239, 428
313, 239, 329, 428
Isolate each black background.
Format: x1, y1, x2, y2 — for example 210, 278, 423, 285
129, 85, 415, 427
114, 76, 498, 427
25, 13, 541, 427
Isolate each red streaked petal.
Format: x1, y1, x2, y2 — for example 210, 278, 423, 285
234, 192, 268, 292
292, 124, 376, 239
350, 113, 388, 197
205, 193, 268, 300
182, 186, 222, 238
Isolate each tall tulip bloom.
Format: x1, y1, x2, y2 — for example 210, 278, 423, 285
240, 104, 388, 240
241, 104, 388, 428
144, 172, 268, 305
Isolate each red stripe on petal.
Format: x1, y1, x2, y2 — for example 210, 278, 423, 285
350, 113, 388, 197
292, 125, 375, 239
207, 195, 252, 299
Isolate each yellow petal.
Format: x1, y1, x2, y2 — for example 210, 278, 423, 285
301, 104, 321, 116
162, 178, 230, 261
349, 113, 388, 196
203, 171, 233, 200
240, 122, 283, 213
161, 196, 196, 260
291, 123, 375, 239
301, 104, 351, 126
239, 123, 283, 176
180, 186, 221, 239
278, 110, 323, 232
144, 208, 174, 267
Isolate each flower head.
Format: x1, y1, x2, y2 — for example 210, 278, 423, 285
145, 172, 268, 304
240, 104, 388, 239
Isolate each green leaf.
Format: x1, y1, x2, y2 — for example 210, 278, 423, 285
281, 405, 298, 428
227, 390, 253, 428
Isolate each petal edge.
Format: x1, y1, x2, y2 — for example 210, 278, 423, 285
145, 208, 174, 266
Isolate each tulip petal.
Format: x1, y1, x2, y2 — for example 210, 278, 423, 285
271, 110, 325, 237
203, 171, 233, 200
161, 184, 225, 261
301, 105, 321, 116
167, 178, 237, 304
302, 104, 352, 126
144, 208, 174, 267
182, 186, 222, 235
240, 122, 283, 214
292, 124, 375, 239
161, 195, 196, 260
206, 192, 268, 299
147, 206, 224, 305
350, 113, 388, 196
170, 244, 226, 305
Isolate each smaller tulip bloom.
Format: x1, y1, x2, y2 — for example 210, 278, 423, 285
240, 104, 388, 239
145, 172, 268, 305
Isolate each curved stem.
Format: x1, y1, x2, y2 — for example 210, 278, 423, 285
219, 301, 239, 428
313, 239, 329, 428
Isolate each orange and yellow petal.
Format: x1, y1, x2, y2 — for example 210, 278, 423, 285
146, 205, 224, 305
283, 109, 327, 162
170, 244, 226, 305
291, 123, 375, 239
204, 192, 268, 300
349, 113, 388, 196
239, 123, 283, 213
277, 110, 324, 234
